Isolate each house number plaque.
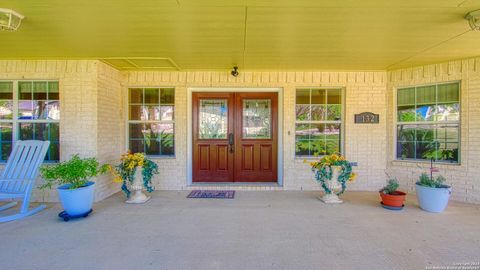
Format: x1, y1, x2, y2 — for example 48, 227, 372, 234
354, 112, 379, 124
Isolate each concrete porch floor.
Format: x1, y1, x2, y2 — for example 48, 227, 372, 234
1, 191, 479, 270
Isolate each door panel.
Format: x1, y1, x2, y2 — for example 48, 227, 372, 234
192, 93, 234, 182
192, 92, 277, 182
234, 93, 278, 182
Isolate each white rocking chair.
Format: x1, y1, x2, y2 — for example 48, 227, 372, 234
0, 140, 50, 222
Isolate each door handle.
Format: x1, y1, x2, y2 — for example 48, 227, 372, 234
228, 133, 234, 154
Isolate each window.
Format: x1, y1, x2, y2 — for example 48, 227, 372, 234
295, 88, 343, 157
0, 80, 60, 162
396, 82, 460, 163
128, 88, 175, 156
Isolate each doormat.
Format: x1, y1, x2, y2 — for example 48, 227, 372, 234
187, 190, 235, 199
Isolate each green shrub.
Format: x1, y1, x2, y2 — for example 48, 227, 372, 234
418, 173, 446, 188
39, 154, 108, 190
381, 178, 400, 194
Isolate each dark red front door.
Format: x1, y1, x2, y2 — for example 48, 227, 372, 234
192, 92, 277, 182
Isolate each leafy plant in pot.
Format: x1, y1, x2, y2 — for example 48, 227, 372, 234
379, 177, 406, 210
39, 155, 108, 216
416, 172, 451, 213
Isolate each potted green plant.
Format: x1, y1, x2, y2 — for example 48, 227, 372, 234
39, 154, 108, 216
379, 177, 406, 210
416, 172, 451, 213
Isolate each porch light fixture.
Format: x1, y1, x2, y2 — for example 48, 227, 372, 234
465, 10, 480, 31
231, 66, 239, 77
0, 8, 25, 31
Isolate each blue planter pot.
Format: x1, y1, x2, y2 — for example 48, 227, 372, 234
57, 181, 95, 216
415, 183, 451, 213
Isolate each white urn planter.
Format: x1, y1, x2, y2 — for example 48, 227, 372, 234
320, 165, 344, 204
125, 167, 151, 204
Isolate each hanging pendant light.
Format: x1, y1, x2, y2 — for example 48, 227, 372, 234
0, 8, 25, 31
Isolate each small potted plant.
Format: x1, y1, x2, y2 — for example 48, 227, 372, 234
109, 152, 158, 204
39, 155, 108, 217
379, 177, 407, 210
307, 153, 356, 204
416, 172, 451, 213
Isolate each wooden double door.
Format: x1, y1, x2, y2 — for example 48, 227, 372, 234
193, 92, 278, 182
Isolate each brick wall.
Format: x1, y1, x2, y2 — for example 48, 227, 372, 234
1, 58, 479, 203
387, 58, 480, 203
0, 60, 123, 202
123, 71, 388, 192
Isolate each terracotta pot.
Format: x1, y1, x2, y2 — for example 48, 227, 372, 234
379, 191, 406, 207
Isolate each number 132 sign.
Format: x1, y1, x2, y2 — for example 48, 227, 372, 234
354, 112, 379, 124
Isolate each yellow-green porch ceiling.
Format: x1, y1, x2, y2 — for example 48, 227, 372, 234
0, 0, 480, 70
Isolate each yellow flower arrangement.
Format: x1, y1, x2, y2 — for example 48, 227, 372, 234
109, 152, 147, 183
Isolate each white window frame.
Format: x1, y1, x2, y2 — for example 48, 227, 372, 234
294, 87, 345, 158
0, 80, 60, 162
394, 81, 461, 164
126, 87, 176, 158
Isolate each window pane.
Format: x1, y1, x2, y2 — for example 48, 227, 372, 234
18, 82, 32, 100
417, 141, 437, 160
438, 83, 459, 103
129, 88, 143, 104
160, 88, 174, 104
397, 141, 415, 159
33, 100, 49, 119
48, 81, 59, 100
242, 99, 271, 139
0, 123, 12, 161
18, 101, 34, 120
129, 123, 145, 139
144, 88, 159, 104
326, 140, 340, 155
199, 99, 228, 139
46, 100, 60, 120
436, 124, 459, 142
311, 105, 325, 121
416, 85, 435, 105
416, 104, 436, 121
161, 140, 174, 156
145, 139, 160, 155
129, 139, 145, 153
311, 89, 326, 104
295, 123, 311, 140
327, 89, 341, 104
326, 105, 341, 121
144, 106, 161, 121
0, 100, 13, 120
296, 89, 310, 104
436, 103, 459, 121
397, 125, 415, 142
33, 82, 48, 100
0, 81, 13, 99
397, 88, 414, 106
295, 139, 311, 156
160, 105, 174, 121
48, 143, 60, 162
416, 125, 435, 142
310, 123, 325, 140
19, 123, 34, 140
129, 105, 143, 120
49, 123, 60, 141
397, 105, 416, 122
296, 104, 310, 121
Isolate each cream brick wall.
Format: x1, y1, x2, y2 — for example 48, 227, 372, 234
387, 58, 480, 203
0, 60, 122, 202
123, 71, 388, 192
2, 58, 479, 204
